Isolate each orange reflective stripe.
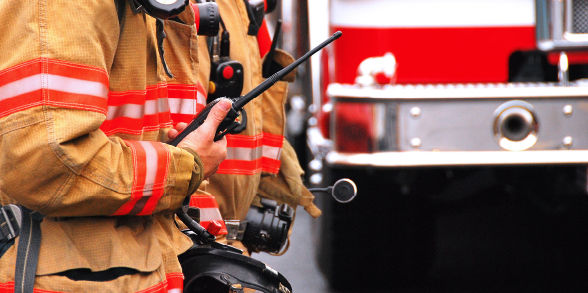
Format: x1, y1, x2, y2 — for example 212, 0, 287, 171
101, 82, 206, 135
102, 84, 171, 135
0, 58, 109, 118
218, 159, 262, 175
168, 82, 206, 125
107, 84, 167, 106
113, 141, 170, 216
0, 282, 64, 293
261, 156, 281, 174
217, 133, 283, 175
46, 58, 109, 85
164, 272, 184, 293
0, 58, 108, 88
262, 132, 284, 147
101, 114, 173, 136
0, 274, 182, 293
189, 193, 228, 235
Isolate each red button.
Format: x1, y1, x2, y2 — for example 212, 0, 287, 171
207, 220, 223, 235
222, 65, 234, 80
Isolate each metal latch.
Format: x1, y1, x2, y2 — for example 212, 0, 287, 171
0, 204, 22, 241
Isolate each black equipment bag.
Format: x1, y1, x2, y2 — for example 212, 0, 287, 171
179, 237, 292, 293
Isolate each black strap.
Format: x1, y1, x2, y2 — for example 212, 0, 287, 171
0, 238, 14, 259
14, 207, 43, 293
242, 0, 262, 36
156, 18, 174, 78
114, 0, 127, 34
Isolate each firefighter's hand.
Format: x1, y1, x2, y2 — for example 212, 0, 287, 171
175, 99, 232, 179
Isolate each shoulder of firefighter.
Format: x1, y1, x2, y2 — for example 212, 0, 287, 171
0, 1, 210, 291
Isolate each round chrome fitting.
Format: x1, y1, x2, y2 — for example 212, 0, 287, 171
493, 100, 538, 151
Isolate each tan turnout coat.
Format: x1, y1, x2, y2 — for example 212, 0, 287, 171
0, 1, 205, 292
197, 0, 321, 228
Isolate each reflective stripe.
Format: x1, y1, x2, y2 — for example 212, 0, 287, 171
103, 84, 171, 135
168, 83, 206, 112
101, 82, 207, 135
106, 99, 169, 120
189, 194, 228, 236
262, 145, 281, 160
0, 273, 184, 293
0, 75, 41, 100
218, 133, 283, 175
0, 74, 106, 101
218, 157, 281, 175
226, 145, 281, 161
168, 82, 206, 125
164, 273, 184, 293
199, 207, 222, 221
0, 58, 108, 86
47, 74, 108, 97
113, 141, 170, 216
0, 58, 109, 117
133, 273, 184, 293
168, 97, 197, 116
0, 282, 64, 293
226, 146, 262, 161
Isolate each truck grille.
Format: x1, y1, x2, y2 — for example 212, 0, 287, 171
572, 0, 588, 33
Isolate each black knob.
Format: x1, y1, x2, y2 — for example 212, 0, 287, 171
194, 2, 220, 36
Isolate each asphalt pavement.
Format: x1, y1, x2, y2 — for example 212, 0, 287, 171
253, 206, 333, 293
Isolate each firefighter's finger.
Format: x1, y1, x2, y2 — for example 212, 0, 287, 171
167, 122, 188, 140
199, 98, 232, 140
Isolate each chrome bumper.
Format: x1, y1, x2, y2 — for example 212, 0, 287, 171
326, 150, 588, 167
311, 81, 588, 168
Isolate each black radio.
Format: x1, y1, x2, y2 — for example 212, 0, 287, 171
208, 29, 245, 102
207, 18, 245, 102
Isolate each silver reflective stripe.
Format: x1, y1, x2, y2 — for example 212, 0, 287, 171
226, 145, 281, 161
0, 74, 108, 101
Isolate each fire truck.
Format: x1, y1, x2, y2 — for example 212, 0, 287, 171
302, 0, 588, 290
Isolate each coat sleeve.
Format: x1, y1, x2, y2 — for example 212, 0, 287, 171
257, 141, 322, 218
0, 0, 201, 217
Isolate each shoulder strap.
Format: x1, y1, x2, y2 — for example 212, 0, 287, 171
14, 207, 43, 293
114, 0, 127, 33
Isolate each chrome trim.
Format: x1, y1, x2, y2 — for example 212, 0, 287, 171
558, 52, 570, 85
326, 150, 588, 167
493, 100, 538, 151
536, 0, 588, 51
325, 82, 588, 165
327, 82, 588, 101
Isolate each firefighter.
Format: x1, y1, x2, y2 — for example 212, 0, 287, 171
174, 0, 322, 253
0, 1, 229, 292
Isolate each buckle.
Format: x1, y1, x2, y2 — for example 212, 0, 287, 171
0, 204, 22, 241
224, 220, 247, 241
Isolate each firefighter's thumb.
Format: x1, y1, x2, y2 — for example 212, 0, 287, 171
202, 98, 233, 139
